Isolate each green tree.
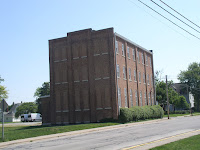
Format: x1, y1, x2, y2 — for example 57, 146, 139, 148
178, 62, 200, 111
34, 82, 50, 114
176, 96, 189, 110
0, 76, 4, 83
156, 81, 189, 110
15, 102, 37, 118
0, 85, 8, 100
0, 76, 8, 100
156, 81, 174, 104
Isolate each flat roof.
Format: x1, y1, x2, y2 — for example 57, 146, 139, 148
115, 32, 152, 55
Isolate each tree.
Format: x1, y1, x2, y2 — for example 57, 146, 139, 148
34, 82, 50, 114
176, 96, 189, 110
0, 85, 8, 100
34, 82, 50, 99
15, 102, 37, 118
0, 76, 4, 83
0, 76, 8, 100
178, 62, 200, 111
156, 81, 174, 104
156, 81, 189, 110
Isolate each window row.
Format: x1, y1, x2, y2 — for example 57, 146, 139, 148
116, 65, 154, 85
118, 88, 154, 107
115, 41, 152, 67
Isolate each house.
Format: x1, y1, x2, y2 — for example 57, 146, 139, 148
171, 83, 194, 108
0, 103, 21, 122
42, 28, 155, 125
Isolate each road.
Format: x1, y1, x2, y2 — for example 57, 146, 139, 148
3, 116, 200, 150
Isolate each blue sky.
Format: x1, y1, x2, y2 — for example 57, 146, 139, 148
0, 0, 200, 105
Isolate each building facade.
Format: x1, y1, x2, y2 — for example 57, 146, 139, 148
42, 28, 155, 125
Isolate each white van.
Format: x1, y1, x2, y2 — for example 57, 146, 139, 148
21, 114, 28, 122
28, 113, 42, 122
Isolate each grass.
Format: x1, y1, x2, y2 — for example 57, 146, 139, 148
150, 134, 200, 150
0, 122, 119, 142
164, 112, 200, 118
0, 122, 19, 124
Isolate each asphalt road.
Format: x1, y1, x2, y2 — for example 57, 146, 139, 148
3, 116, 200, 150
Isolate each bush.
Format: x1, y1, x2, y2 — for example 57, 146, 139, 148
119, 105, 164, 123
118, 108, 133, 123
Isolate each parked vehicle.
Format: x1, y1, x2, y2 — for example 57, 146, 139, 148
21, 114, 28, 122
28, 113, 42, 122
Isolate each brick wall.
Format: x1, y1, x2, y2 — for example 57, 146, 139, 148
49, 28, 117, 124
115, 34, 154, 109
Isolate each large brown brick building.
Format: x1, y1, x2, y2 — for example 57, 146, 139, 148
42, 28, 155, 125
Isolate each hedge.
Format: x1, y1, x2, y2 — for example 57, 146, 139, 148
119, 105, 164, 123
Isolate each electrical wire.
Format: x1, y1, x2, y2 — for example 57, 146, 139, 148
150, 0, 200, 34
137, 0, 200, 40
126, 0, 189, 39
159, 0, 200, 29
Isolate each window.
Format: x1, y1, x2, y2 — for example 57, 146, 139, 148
123, 66, 126, 79
137, 51, 140, 63
141, 53, 144, 64
124, 88, 128, 107
143, 73, 145, 84
127, 47, 130, 58
140, 91, 142, 106
148, 92, 151, 105
135, 90, 138, 106
118, 88, 121, 107
115, 41, 118, 53
117, 65, 120, 78
122, 44, 125, 56
139, 72, 141, 83
129, 68, 131, 80
144, 92, 147, 105
147, 74, 149, 85
132, 48, 135, 61
130, 89, 133, 107
152, 95, 154, 105
134, 70, 137, 81
146, 55, 148, 66
150, 57, 152, 67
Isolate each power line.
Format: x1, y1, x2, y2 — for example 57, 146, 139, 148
150, 0, 200, 34
137, 0, 200, 40
159, 0, 200, 29
126, 0, 189, 40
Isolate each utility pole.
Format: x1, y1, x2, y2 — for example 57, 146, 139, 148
166, 75, 169, 119
2, 99, 4, 141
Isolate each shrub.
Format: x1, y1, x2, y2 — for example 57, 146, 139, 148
119, 105, 164, 123
118, 108, 133, 123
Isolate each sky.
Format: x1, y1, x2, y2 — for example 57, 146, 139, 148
0, 0, 200, 105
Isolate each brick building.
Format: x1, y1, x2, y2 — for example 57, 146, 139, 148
42, 28, 155, 125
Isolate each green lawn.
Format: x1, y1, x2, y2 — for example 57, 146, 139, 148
0, 122, 119, 142
164, 112, 200, 118
150, 134, 200, 150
